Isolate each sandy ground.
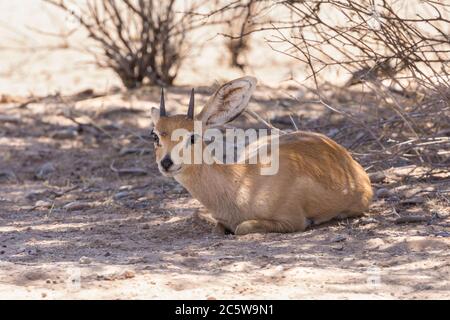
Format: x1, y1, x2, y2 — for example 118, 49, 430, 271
0, 1, 449, 300
0, 86, 449, 300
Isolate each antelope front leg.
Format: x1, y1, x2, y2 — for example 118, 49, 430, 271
213, 222, 227, 235
213, 222, 234, 235
234, 219, 306, 235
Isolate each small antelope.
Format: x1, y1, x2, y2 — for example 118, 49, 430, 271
150, 76, 372, 235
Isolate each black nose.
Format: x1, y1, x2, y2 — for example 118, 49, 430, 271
160, 156, 173, 171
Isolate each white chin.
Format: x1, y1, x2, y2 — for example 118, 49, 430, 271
159, 167, 182, 177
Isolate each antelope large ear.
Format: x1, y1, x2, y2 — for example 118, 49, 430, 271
196, 76, 257, 126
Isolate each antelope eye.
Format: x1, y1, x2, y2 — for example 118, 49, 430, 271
150, 130, 160, 145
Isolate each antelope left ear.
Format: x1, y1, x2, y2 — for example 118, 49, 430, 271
196, 76, 257, 127
150, 107, 160, 126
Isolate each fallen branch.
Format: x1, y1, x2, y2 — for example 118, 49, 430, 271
394, 215, 429, 224
110, 160, 148, 176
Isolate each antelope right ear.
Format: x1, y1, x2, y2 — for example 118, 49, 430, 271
150, 107, 160, 124
197, 76, 257, 126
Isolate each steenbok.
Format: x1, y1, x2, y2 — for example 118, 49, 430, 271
149, 76, 373, 235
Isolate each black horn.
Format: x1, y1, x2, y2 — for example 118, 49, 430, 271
187, 88, 195, 119
160, 88, 166, 117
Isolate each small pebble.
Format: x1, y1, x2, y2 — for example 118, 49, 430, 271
369, 171, 386, 183
173, 185, 186, 194
35, 200, 52, 208
50, 128, 78, 140
35, 162, 56, 180
79, 256, 92, 265
330, 235, 346, 243
64, 201, 91, 211
122, 270, 135, 279
274, 265, 284, 273
114, 191, 131, 200
360, 217, 378, 225
343, 257, 354, 262
376, 188, 392, 198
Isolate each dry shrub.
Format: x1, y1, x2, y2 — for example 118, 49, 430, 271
212, 0, 450, 172
45, 0, 204, 88
225, 0, 256, 70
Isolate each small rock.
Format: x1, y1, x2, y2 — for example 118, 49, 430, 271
128, 257, 146, 264
25, 190, 41, 200
388, 195, 400, 202
367, 238, 386, 249
46, 279, 52, 284
64, 201, 91, 211
330, 235, 346, 243
25, 190, 50, 201
0, 115, 20, 123
376, 188, 392, 198
104, 252, 111, 257
97, 274, 114, 281
27, 248, 39, 255
35, 200, 52, 208
0, 170, 16, 181
121, 270, 135, 279
369, 171, 386, 183
41, 292, 47, 298
327, 128, 339, 137
343, 257, 354, 262
114, 191, 131, 200
79, 256, 92, 265
360, 217, 378, 225
274, 265, 284, 273
173, 185, 186, 194
35, 162, 56, 180
119, 185, 133, 191
50, 128, 78, 140
144, 192, 157, 199
142, 224, 150, 230
435, 231, 450, 238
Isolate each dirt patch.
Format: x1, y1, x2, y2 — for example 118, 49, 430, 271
0, 89, 449, 299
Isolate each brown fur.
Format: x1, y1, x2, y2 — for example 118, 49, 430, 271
150, 77, 373, 235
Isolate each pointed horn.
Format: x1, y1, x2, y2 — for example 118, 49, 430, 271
160, 88, 166, 117
187, 88, 195, 119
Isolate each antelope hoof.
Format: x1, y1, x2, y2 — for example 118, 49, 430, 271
213, 222, 231, 235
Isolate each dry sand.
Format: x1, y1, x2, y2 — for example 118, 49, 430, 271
0, 1, 449, 300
